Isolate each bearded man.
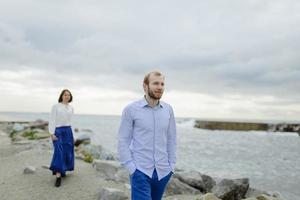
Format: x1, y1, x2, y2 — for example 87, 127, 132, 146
118, 71, 177, 200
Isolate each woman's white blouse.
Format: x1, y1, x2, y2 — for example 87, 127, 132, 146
48, 103, 74, 134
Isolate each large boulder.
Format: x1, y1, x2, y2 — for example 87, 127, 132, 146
165, 177, 202, 196
12, 123, 25, 132
92, 160, 121, 180
27, 120, 48, 130
256, 194, 284, 200
174, 171, 216, 192
80, 144, 103, 158
74, 134, 91, 146
76, 144, 116, 163
212, 178, 249, 200
32, 128, 50, 139
97, 187, 128, 200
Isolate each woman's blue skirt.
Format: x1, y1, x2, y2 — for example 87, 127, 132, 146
50, 126, 74, 175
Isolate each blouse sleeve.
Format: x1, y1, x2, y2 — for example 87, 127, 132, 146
48, 104, 57, 135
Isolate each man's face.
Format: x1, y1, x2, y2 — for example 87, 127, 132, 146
145, 74, 165, 100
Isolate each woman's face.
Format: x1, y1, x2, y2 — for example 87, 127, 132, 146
62, 91, 71, 103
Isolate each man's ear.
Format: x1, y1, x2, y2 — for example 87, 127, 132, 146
143, 83, 147, 92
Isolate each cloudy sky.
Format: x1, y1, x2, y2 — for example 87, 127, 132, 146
0, 0, 299, 121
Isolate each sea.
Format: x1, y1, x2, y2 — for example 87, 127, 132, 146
1, 112, 299, 200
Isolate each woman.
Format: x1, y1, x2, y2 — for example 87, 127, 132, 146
49, 89, 74, 187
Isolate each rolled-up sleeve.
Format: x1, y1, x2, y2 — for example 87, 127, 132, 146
117, 106, 136, 174
167, 106, 177, 171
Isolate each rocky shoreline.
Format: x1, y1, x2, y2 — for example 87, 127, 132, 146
0, 120, 287, 200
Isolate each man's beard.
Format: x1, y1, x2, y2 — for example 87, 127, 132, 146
148, 89, 163, 100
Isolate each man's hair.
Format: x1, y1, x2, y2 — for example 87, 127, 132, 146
58, 89, 73, 103
143, 71, 164, 85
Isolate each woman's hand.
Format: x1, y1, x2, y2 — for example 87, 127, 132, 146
51, 134, 58, 141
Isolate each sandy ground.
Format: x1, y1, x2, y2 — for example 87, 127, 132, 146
0, 128, 130, 200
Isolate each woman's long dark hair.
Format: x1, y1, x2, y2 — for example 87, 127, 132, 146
58, 89, 73, 103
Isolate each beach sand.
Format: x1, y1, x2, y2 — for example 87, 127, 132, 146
0, 128, 129, 200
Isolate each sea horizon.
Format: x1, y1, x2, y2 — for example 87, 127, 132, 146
1, 111, 299, 124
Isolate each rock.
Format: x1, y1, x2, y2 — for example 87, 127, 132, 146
115, 168, 130, 183
246, 187, 269, 198
23, 166, 36, 174
74, 134, 91, 146
266, 192, 282, 198
92, 160, 121, 180
174, 171, 216, 192
75, 153, 86, 160
101, 151, 116, 160
27, 120, 48, 130
212, 178, 249, 200
97, 187, 128, 200
245, 187, 282, 199
21, 130, 37, 140
80, 128, 93, 132
198, 193, 221, 200
34, 132, 50, 139
31, 128, 46, 133
12, 136, 23, 142
16, 128, 30, 135
77, 144, 102, 160
76, 144, 115, 161
165, 177, 202, 196
74, 128, 93, 133
13, 123, 25, 132
86, 144, 105, 160
256, 194, 283, 200
163, 195, 203, 200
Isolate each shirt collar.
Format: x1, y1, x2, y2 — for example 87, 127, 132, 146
139, 96, 163, 108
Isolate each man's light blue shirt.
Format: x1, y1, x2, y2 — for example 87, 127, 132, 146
118, 98, 177, 180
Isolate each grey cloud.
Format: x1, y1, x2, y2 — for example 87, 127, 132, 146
0, 0, 300, 103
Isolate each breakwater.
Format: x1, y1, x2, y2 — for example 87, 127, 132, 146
194, 120, 300, 134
